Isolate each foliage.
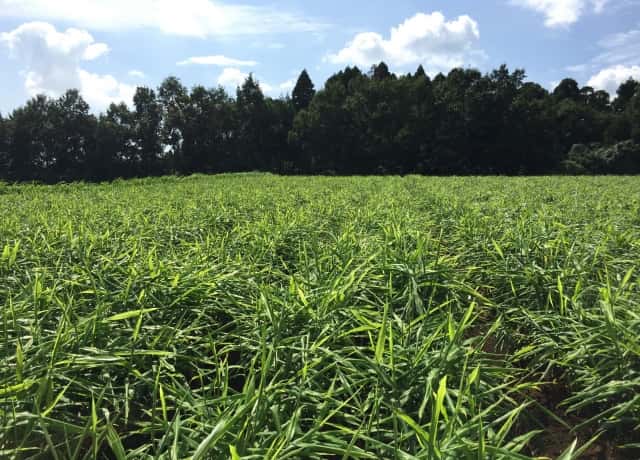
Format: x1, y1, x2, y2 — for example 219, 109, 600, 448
0, 67, 639, 182
562, 141, 640, 174
613, 79, 640, 113
292, 70, 316, 112
0, 112, 8, 172
133, 87, 163, 177
630, 91, 640, 144
1, 174, 639, 459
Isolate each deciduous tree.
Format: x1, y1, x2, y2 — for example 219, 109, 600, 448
133, 87, 162, 176
158, 77, 189, 172
613, 78, 640, 112
51, 89, 96, 180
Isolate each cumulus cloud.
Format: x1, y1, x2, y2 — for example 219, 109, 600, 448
0, 22, 134, 110
511, 0, 610, 28
565, 27, 640, 95
587, 65, 640, 95
1, 21, 109, 66
83, 42, 109, 60
217, 68, 249, 88
0, 0, 327, 38
178, 55, 257, 67
79, 70, 136, 109
327, 12, 483, 72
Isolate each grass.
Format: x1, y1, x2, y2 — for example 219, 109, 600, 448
0, 174, 639, 459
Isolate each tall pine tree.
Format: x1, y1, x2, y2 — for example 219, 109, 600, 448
292, 70, 316, 112
414, 65, 427, 79
372, 62, 392, 81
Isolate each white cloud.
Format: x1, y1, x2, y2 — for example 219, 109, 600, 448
216, 68, 279, 94
128, 70, 146, 79
327, 12, 482, 72
178, 55, 257, 67
217, 67, 248, 88
79, 70, 135, 109
83, 42, 109, 60
279, 78, 297, 92
566, 26, 640, 95
512, 0, 609, 28
1, 21, 109, 65
0, 0, 327, 38
0, 22, 133, 110
587, 65, 640, 95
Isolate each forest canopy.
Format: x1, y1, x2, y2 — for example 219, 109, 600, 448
1, 63, 639, 182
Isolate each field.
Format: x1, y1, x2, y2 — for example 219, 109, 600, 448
1, 174, 639, 459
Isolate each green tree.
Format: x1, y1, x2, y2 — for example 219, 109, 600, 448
51, 89, 96, 180
613, 78, 640, 112
264, 97, 295, 172
371, 62, 393, 81
581, 87, 610, 111
404, 70, 434, 172
290, 79, 351, 173
326, 66, 365, 91
414, 65, 427, 79
292, 69, 316, 112
604, 115, 631, 144
0, 112, 8, 178
630, 90, 640, 143
2, 63, 638, 180
7, 95, 56, 181
553, 78, 581, 102
93, 102, 135, 180
510, 83, 557, 173
236, 75, 269, 170
158, 77, 189, 172
133, 87, 163, 176
183, 85, 235, 173
554, 99, 601, 153
429, 68, 482, 173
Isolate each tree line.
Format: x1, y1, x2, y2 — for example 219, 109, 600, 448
0, 63, 639, 182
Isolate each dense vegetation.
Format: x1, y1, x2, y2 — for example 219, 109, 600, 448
1, 175, 639, 458
0, 65, 639, 182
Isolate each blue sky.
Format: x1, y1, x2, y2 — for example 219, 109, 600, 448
0, 0, 639, 113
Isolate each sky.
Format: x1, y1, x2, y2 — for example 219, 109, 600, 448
0, 0, 639, 113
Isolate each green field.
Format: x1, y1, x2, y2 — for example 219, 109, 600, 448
1, 175, 639, 459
